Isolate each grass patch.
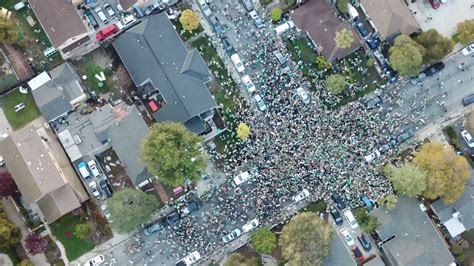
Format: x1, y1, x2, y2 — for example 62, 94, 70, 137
0, 247, 20, 265
75, 55, 113, 94
0, 88, 40, 130
0, 73, 19, 92
286, 38, 319, 77
50, 213, 95, 261
304, 200, 327, 213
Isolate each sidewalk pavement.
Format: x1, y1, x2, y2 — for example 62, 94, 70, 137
0, 253, 13, 266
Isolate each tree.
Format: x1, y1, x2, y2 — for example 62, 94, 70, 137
141, 122, 207, 187
224, 253, 259, 266
413, 142, 470, 204
365, 58, 375, 68
250, 228, 276, 254
74, 223, 91, 239
355, 208, 380, 234
237, 123, 251, 140
106, 188, 159, 233
334, 28, 354, 49
384, 163, 427, 197
262, 0, 272, 6
279, 212, 332, 266
18, 260, 34, 266
326, 74, 347, 95
179, 9, 200, 31
316, 56, 331, 70
24, 233, 47, 255
0, 172, 18, 197
336, 0, 349, 13
0, 14, 18, 44
287, 0, 296, 7
0, 206, 21, 249
389, 35, 425, 76
415, 29, 454, 62
378, 194, 398, 211
456, 19, 474, 45
269, 8, 282, 22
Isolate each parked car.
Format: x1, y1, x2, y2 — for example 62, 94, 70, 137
360, 195, 373, 211
429, 0, 441, 9
463, 94, 474, 106
231, 53, 245, 73
176, 251, 201, 266
77, 162, 91, 179
461, 130, 474, 148
94, 7, 108, 23
233, 171, 251, 186
198, 0, 212, 17
88, 181, 101, 198
295, 87, 310, 104
292, 189, 310, 203
343, 210, 358, 229
340, 228, 355, 246
273, 50, 286, 65
410, 72, 427, 85
221, 37, 235, 55
103, 3, 115, 17
249, 11, 264, 29
331, 193, 346, 210
379, 139, 396, 153
209, 16, 224, 35
396, 128, 415, 143
423, 62, 445, 76
99, 180, 113, 198
366, 96, 382, 109
253, 94, 267, 111
87, 160, 101, 178
373, 50, 387, 67
223, 228, 242, 243
365, 37, 377, 50
462, 43, 474, 56
144, 222, 165, 236
241, 75, 256, 93
330, 208, 343, 225
352, 246, 365, 262
240, 0, 254, 11
85, 254, 105, 266
84, 10, 99, 28
364, 149, 380, 163
117, 14, 136, 30
96, 24, 118, 41
144, 2, 165, 15
182, 201, 199, 215
242, 218, 259, 233
165, 212, 181, 226
358, 234, 372, 251
355, 21, 369, 37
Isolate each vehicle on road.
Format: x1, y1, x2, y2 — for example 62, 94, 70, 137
241, 75, 256, 93
231, 54, 245, 73
396, 128, 415, 144
166, 212, 181, 226
332, 193, 346, 210
117, 14, 136, 30
365, 37, 377, 50
423, 62, 445, 76
330, 208, 343, 225
463, 94, 474, 106
355, 20, 369, 37
343, 209, 358, 229
461, 130, 474, 148
462, 43, 474, 56
88, 181, 101, 198
94, 7, 108, 23
85, 254, 105, 266
364, 149, 380, 163
103, 3, 115, 17
379, 139, 396, 153
223, 228, 242, 243
182, 201, 199, 215
198, 0, 212, 17
295, 87, 310, 104
144, 222, 165, 236
84, 10, 99, 28
254, 95, 267, 111
429, 0, 441, 9
77, 162, 91, 179
221, 37, 235, 55
340, 228, 355, 246
366, 96, 382, 109
87, 160, 101, 178
352, 246, 365, 262
99, 180, 113, 198
410, 72, 427, 85
209, 16, 224, 36
242, 218, 259, 232
358, 234, 372, 251
249, 11, 264, 29
234, 171, 251, 186
240, 0, 254, 11
176, 251, 201, 265
292, 189, 310, 203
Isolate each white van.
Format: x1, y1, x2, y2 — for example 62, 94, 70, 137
348, 4, 359, 21
343, 209, 358, 229
274, 21, 295, 35
231, 53, 245, 73
95, 7, 108, 23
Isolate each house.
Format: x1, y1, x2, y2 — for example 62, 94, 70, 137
372, 196, 454, 265
290, 0, 361, 61
0, 126, 88, 224
28, 62, 88, 122
28, 0, 98, 59
431, 179, 474, 238
359, 0, 420, 42
113, 13, 224, 139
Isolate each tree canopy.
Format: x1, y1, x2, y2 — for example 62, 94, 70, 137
279, 212, 332, 266
326, 74, 347, 95
0, 205, 21, 249
355, 208, 380, 234
384, 163, 427, 197
336, 0, 349, 13
413, 142, 470, 204
237, 123, 251, 140
269, 8, 282, 22
456, 19, 474, 45
141, 122, 207, 186
415, 29, 454, 62
106, 188, 159, 233
179, 9, 200, 31
25, 233, 47, 255
0, 171, 18, 197
334, 28, 354, 49
74, 223, 91, 239
389, 35, 425, 76
250, 228, 276, 254
0, 14, 18, 44
378, 194, 398, 211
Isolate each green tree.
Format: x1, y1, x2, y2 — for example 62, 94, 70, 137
262, 0, 272, 6
365, 58, 375, 68
17, 260, 34, 266
250, 228, 276, 254
106, 188, 159, 233
456, 19, 474, 45
179, 9, 200, 31
355, 208, 380, 234
389, 35, 425, 76
141, 122, 207, 186
279, 212, 332, 266
336, 0, 349, 13
334, 28, 354, 49
384, 163, 427, 197
287, 0, 296, 7
224, 253, 259, 266
326, 74, 347, 95
237, 123, 251, 140
415, 29, 454, 62
378, 194, 398, 211
0, 205, 21, 249
74, 223, 91, 239
0, 14, 18, 44
316, 56, 331, 70
413, 142, 470, 204
269, 8, 282, 22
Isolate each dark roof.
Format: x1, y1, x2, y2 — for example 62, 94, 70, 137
36, 184, 81, 223
118, 0, 137, 10
291, 0, 361, 61
61, 35, 91, 54
113, 13, 217, 125
372, 196, 454, 266
28, 0, 88, 48
432, 184, 474, 231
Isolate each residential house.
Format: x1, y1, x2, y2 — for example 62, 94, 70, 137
28, 62, 88, 122
359, 0, 420, 42
372, 196, 454, 265
0, 126, 89, 224
28, 0, 98, 59
113, 12, 224, 139
291, 0, 361, 61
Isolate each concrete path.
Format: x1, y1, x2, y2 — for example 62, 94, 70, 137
0, 107, 12, 134
0, 253, 13, 266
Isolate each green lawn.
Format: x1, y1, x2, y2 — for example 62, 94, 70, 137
75, 55, 113, 94
0, 74, 19, 93
0, 88, 40, 130
50, 213, 95, 261
286, 38, 319, 77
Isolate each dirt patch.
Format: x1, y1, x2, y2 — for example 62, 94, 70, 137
3, 44, 33, 81
98, 148, 134, 190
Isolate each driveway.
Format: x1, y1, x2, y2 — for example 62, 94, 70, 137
0, 107, 12, 135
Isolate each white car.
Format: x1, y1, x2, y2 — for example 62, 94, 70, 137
292, 189, 310, 203
117, 14, 136, 30
87, 160, 101, 178
103, 3, 115, 17
340, 228, 355, 246
88, 181, 101, 198
242, 218, 259, 233
94, 7, 108, 23
198, 0, 212, 17
461, 130, 474, 148
241, 75, 256, 93
343, 209, 358, 229
296, 87, 310, 104
253, 95, 266, 111
85, 254, 105, 266
231, 53, 245, 73
177, 251, 201, 265
461, 44, 474, 56
223, 228, 242, 244
364, 150, 381, 163
233, 171, 251, 186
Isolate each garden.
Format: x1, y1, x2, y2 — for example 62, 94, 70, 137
0, 88, 40, 130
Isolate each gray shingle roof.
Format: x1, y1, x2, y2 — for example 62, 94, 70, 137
432, 184, 474, 231
113, 13, 216, 126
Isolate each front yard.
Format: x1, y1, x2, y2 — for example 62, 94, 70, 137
0, 88, 40, 130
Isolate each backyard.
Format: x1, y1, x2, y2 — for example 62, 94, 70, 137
0, 48, 19, 92
0, 88, 40, 130
73, 51, 114, 95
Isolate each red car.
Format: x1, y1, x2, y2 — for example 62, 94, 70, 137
96, 24, 118, 41
352, 246, 365, 262
429, 0, 441, 9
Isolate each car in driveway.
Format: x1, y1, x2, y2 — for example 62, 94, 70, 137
94, 7, 108, 23
88, 181, 101, 198
209, 16, 224, 35
176, 251, 201, 265
396, 128, 415, 144
461, 130, 474, 148
330, 208, 343, 225
144, 222, 165, 236
423, 62, 445, 76
234, 171, 251, 186
332, 193, 346, 210
358, 234, 372, 251
373, 50, 387, 67
87, 160, 101, 178
463, 94, 474, 106
249, 11, 264, 29
292, 189, 310, 203
117, 14, 136, 30
242, 218, 259, 233
253, 95, 267, 111
366, 96, 382, 109
84, 10, 99, 28
77, 161, 91, 179
198, 0, 212, 17
240, 0, 254, 11
223, 228, 242, 243
296, 87, 310, 104
352, 246, 365, 262
221, 37, 235, 55
103, 3, 115, 17
343, 209, 358, 229
462, 43, 474, 56
340, 228, 355, 246
355, 20, 369, 37
241, 75, 256, 93
95, 24, 118, 41
85, 254, 105, 266
99, 180, 113, 198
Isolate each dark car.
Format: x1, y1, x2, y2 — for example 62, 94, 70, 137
240, 0, 254, 11
330, 208, 343, 225
352, 246, 365, 262
143, 222, 165, 236
365, 37, 377, 50
379, 139, 396, 153
99, 180, 113, 198
331, 193, 346, 210
221, 37, 235, 55
355, 21, 369, 37
84, 10, 99, 28
358, 234, 372, 251
462, 94, 474, 106
165, 212, 181, 226
209, 17, 224, 36
423, 62, 445, 77
396, 128, 415, 144
366, 96, 382, 109
182, 201, 199, 215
